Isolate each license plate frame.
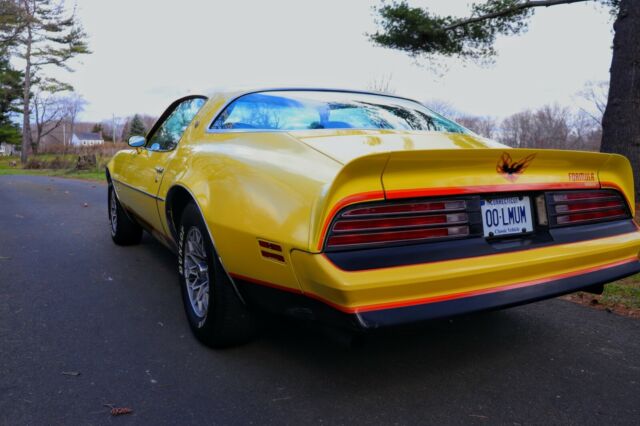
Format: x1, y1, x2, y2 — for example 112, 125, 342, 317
480, 196, 534, 238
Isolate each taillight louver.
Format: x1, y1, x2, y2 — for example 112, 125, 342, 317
547, 190, 629, 227
326, 200, 471, 249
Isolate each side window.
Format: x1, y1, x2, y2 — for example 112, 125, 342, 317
147, 97, 206, 151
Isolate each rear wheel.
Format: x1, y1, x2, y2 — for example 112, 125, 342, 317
108, 184, 143, 245
178, 203, 257, 348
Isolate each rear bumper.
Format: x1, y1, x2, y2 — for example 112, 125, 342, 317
355, 257, 640, 328
288, 230, 640, 328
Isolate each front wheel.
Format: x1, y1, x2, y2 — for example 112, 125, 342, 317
178, 203, 257, 348
108, 184, 143, 246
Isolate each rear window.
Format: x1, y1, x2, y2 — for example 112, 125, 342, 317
210, 90, 468, 133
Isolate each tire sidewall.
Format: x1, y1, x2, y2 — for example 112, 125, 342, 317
108, 185, 117, 238
178, 206, 215, 331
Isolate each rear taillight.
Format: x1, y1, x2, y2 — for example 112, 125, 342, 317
546, 190, 629, 227
326, 200, 470, 249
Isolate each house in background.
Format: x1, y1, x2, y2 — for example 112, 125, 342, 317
0, 142, 17, 156
71, 132, 104, 147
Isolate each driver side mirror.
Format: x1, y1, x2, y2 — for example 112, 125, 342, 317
128, 136, 145, 147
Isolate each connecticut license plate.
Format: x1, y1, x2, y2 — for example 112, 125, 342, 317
480, 196, 533, 238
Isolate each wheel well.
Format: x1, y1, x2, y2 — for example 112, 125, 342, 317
166, 186, 197, 241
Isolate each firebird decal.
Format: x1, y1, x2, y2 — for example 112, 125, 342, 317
496, 152, 536, 182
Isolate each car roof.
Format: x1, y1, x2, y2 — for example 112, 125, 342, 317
204, 86, 423, 106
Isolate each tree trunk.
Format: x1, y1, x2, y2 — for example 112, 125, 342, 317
20, 25, 32, 164
601, 0, 640, 204
70, 116, 75, 147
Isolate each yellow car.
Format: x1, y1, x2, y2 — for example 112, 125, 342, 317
107, 88, 640, 347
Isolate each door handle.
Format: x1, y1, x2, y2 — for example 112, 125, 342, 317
155, 166, 165, 174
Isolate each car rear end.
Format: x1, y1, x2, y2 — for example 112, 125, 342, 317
291, 148, 640, 328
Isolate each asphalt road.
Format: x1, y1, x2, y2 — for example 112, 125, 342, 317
1, 175, 639, 425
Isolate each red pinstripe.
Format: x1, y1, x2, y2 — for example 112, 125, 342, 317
228, 257, 639, 314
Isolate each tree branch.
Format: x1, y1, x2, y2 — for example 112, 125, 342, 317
444, 0, 592, 31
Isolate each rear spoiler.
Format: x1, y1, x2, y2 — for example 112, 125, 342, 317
310, 149, 635, 252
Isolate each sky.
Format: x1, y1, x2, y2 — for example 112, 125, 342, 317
53, 0, 616, 122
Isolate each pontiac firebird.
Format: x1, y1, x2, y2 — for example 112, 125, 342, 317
106, 88, 640, 347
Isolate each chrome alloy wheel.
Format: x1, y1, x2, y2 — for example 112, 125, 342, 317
184, 227, 210, 318
110, 189, 118, 234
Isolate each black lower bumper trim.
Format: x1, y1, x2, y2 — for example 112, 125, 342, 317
357, 260, 640, 328
234, 259, 640, 331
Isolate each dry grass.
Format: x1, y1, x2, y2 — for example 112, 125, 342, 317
0, 143, 127, 181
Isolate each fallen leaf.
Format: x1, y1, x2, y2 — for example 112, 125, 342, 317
103, 405, 133, 416
61, 371, 81, 376
0, 256, 11, 261
111, 408, 133, 416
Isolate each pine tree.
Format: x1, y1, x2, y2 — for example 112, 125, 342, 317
371, 0, 639, 199
0, 50, 22, 145
0, 0, 90, 162
127, 114, 146, 139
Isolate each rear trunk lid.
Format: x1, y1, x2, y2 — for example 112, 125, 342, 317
381, 148, 606, 199
308, 138, 634, 251
290, 129, 505, 164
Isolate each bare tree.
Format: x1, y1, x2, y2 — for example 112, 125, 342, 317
500, 103, 602, 151
104, 115, 127, 143
502, 110, 535, 148
141, 115, 158, 131
367, 74, 396, 94
457, 115, 499, 139
423, 99, 461, 119
61, 94, 86, 145
570, 110, 602, 151
533, 104, 572, 149
31, 90, 66, 155
577, 80, 609, 126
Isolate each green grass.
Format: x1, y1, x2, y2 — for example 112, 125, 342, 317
0, 155, 106, 181
601, 274, 640, 310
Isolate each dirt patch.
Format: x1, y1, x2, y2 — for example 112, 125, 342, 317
561, 292, 640, 319
561, 268, 640, 319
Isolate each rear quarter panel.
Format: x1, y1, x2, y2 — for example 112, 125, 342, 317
161, 126, 342, 292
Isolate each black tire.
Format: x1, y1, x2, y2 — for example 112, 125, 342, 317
178, 203, 257, 348
108, 184, 143, 246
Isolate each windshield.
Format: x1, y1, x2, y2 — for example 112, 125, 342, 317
210, 91, 468, 133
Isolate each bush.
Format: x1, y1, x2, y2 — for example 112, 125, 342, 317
49, 156, 74, 169
24, 158, 45, 169
33, 142, 128, 172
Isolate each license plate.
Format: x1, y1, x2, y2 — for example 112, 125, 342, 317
480, 196, 533, 238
